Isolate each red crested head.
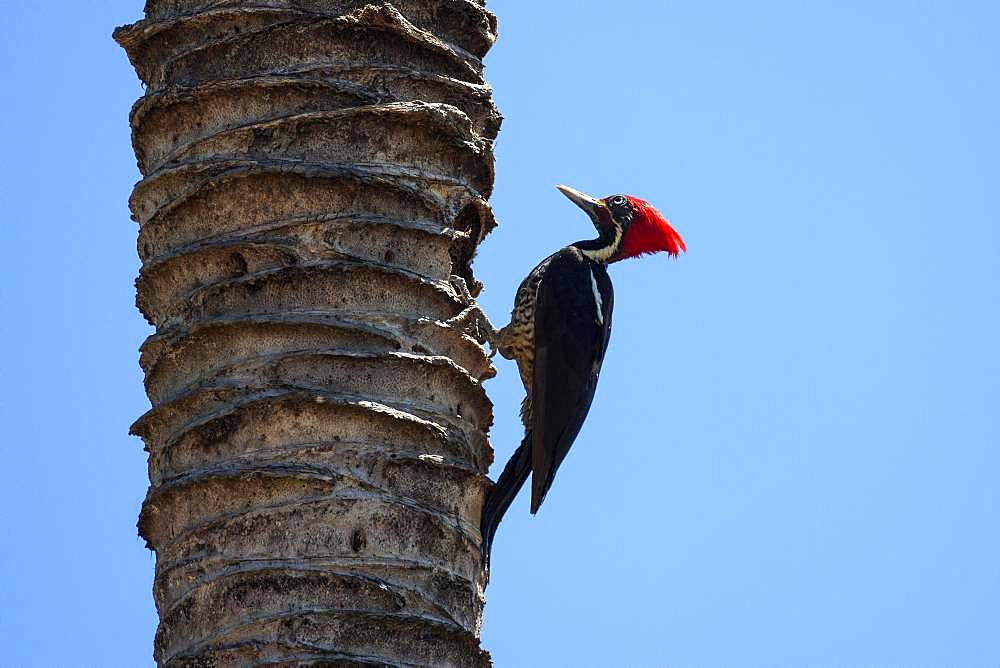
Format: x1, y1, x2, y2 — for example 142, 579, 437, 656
556, 185, 686, 264
614, 195, 686, 261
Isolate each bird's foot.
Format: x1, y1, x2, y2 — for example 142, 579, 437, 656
449, 275, 478, 307
447, 276, 500, 357
447, 306, 501, 358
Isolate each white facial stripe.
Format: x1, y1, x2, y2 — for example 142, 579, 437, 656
581, 223, 623, 263
589, 267, 604, 325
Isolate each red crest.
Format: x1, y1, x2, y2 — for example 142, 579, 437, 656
617, 196, 686, 260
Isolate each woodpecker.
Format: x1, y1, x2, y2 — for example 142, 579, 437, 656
477, 184, 686, 567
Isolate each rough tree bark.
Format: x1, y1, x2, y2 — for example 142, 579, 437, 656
115, 1, 500, 665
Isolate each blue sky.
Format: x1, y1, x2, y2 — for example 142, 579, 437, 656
1, 1, 998, 665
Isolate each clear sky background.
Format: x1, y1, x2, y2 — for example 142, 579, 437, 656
1, 1, 997, 665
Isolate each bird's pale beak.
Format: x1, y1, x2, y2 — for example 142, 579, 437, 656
556, 184, 605, 231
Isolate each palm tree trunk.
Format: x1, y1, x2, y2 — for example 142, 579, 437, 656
115, 2, 499, 665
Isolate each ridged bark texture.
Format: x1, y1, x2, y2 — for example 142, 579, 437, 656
115, 1, 499, 665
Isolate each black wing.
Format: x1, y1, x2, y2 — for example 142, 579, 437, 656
530, 248, 614, 513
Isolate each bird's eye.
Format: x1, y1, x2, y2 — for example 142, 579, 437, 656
611, 195, 626, 206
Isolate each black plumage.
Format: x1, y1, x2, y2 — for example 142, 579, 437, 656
481, 246, 614, 565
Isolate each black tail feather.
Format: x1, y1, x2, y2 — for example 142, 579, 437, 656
480, 434, 532, 570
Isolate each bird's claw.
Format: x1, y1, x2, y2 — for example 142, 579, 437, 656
446, 305, 498, 346
446, 276, 501, 354
449, 275, 478, 308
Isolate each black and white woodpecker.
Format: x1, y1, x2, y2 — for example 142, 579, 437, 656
453, 184, 686, 568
